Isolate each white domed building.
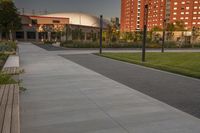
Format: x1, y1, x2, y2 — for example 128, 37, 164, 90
43, 12, 101, 27
13, 12, 108, 42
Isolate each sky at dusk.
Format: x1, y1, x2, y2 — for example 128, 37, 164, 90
15, 0, 121, 19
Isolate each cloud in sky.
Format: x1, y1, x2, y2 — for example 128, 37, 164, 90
15, 0, 121, 18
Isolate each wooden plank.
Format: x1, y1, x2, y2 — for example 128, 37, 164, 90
8, 68, 11, 74
13, 68, 16, 75
2, 85, 14, 133
0, 85, 5, 105
0, 85, 9, 132
11, 84, 20, 133
2, 67, 20, 75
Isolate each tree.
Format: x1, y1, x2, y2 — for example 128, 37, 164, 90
65, 25, 72, 41
174, 20, 185, 31
166, 23, 175, 40
149, 26, 163, 41
105, 23, 120, 43
192, 26, 200, 44
0, 0, 21, 40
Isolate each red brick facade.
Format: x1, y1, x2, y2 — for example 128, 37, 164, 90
170, 0, 200, 30
120, 0, 200, 32
120, 0, 146, 32
147, 0, 166, 30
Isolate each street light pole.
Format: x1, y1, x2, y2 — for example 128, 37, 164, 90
99, 15, 103, 54
162, 19, 166, 53
142, 4, 148, 62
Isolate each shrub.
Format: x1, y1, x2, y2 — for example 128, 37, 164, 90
147, 43, 161, 48
0, 54, 9, 69
61, 41, 142, 48
43, 40, 56, 44
164, 41, 177, 48
193, 43, 200, 48
180, 44, 192, 48
0, 74, 16, 84
61, 41, 104, 48
0, 41, 17, 52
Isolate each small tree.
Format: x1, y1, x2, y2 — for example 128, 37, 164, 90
174, 20, 185, 31
0, 0, 21, 40
65, 25, 72, 41
166, 23, 175, 40
149, 26, 163, 41
192, 27, 200, 44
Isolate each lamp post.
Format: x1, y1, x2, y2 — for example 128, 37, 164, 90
99, 15, 103, 54
162, 19, 166, 53
142, 4, 148, 62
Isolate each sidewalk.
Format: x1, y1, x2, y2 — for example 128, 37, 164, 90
19, 42, 200, 133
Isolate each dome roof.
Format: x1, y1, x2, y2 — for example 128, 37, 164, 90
42, 12, 101, 27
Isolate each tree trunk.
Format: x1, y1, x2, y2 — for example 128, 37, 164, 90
6, 32, 9, 40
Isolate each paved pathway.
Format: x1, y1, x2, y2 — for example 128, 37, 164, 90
19, 42, 200, 133
62, 54, 200, 119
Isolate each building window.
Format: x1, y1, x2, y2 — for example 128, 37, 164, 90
15, 32, 24, 39
27, 32, 36, 39
32, 19, 38, 25
52, 20, 60, 23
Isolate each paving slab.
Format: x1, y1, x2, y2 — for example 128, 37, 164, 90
62, 54, 200, 119
3, 55, 19, 68
19, 42, 200, 133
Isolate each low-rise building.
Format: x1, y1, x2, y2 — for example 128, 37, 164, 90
1, 12, 106, 42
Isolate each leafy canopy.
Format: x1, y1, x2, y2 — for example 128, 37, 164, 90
0, 0, 21, 34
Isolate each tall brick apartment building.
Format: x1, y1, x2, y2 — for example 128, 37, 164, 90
121, 0, 200, 32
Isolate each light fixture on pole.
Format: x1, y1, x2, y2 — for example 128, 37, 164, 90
162, 19, 166, 53
142, 4, 148, 62
99, 15, 103, 54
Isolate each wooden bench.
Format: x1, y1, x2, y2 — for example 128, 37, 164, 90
1, 67, 21, 75
0, 84, 20, 133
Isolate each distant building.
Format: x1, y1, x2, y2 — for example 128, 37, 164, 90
120, 0, 146, 32
120, 0, 200, 32
111, 17, 120, 26
111, 17, 120, 30
0, 12, 108, 41
169, 0, 200, 30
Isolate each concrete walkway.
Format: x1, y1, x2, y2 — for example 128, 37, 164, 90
19, 42, 200, 133
62, 54, 200, 119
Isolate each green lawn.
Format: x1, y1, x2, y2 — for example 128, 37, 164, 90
99, 52, 200, 79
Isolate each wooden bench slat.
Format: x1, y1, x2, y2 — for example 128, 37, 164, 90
1, 67, 20, 75
0, 85, 9, 132
2, 85, 14, 133
13, 68, 16, 75
0, 85, 5, 105
11, 85, 20, 133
